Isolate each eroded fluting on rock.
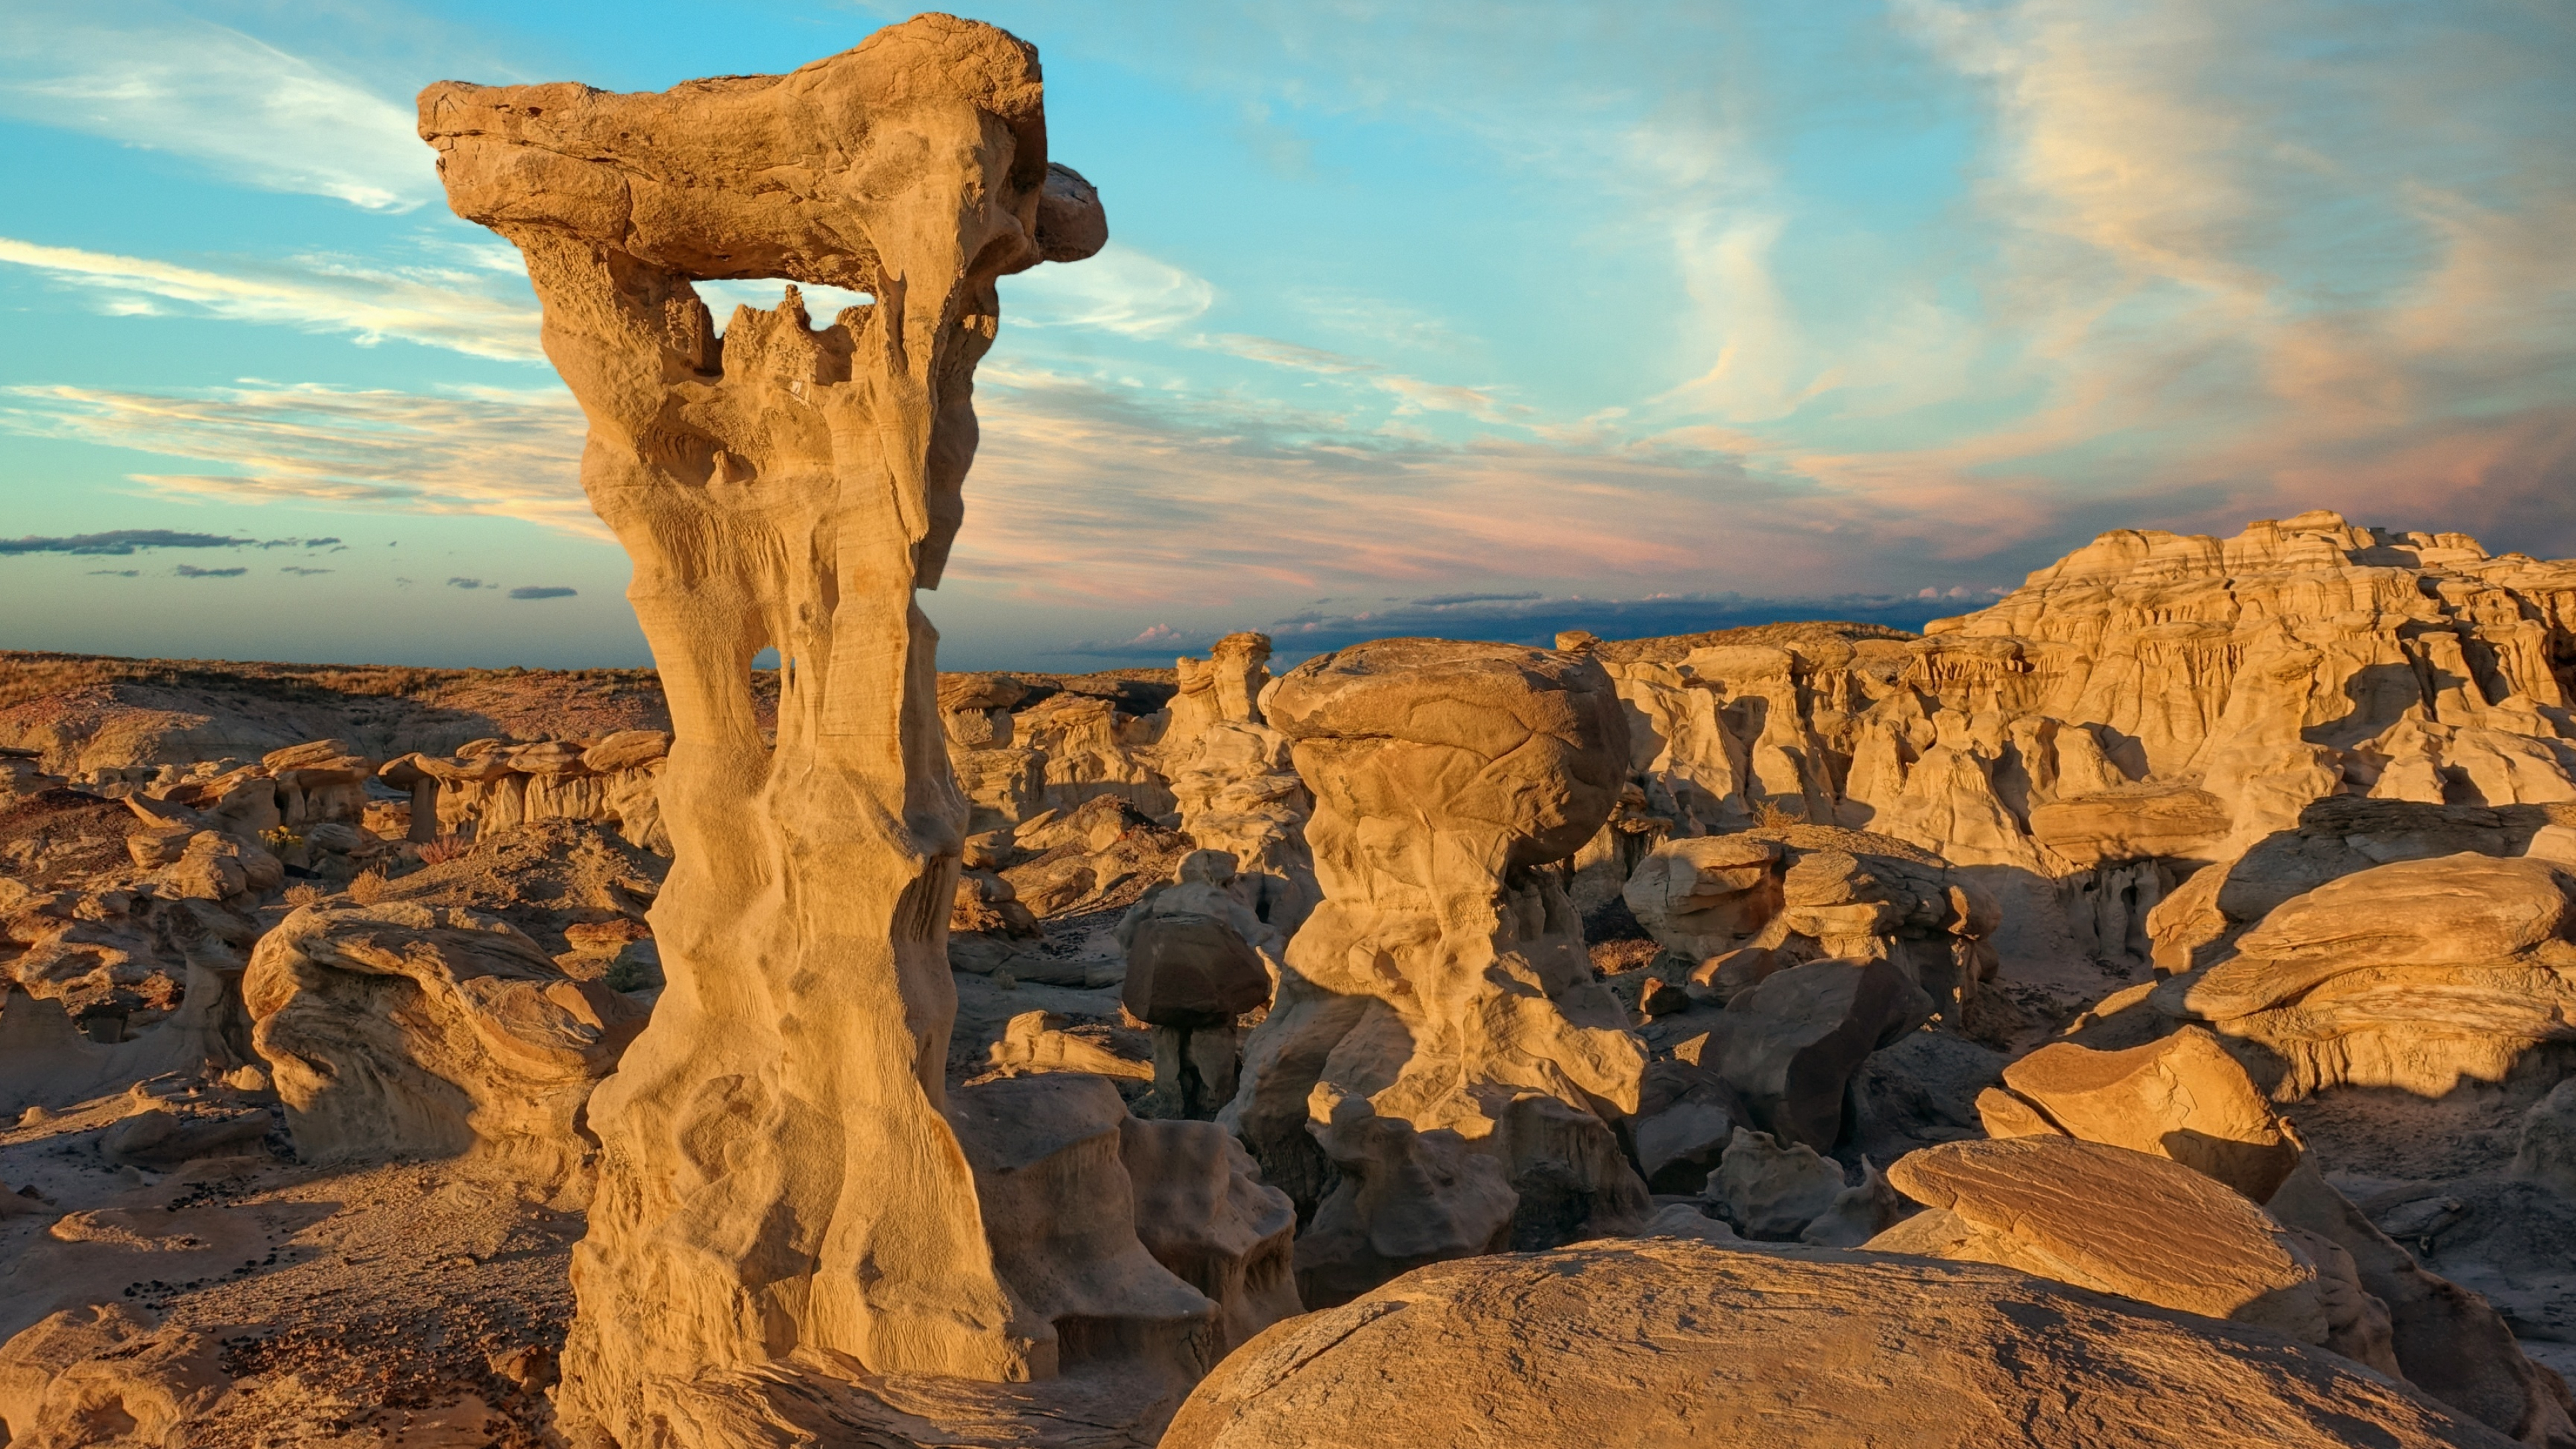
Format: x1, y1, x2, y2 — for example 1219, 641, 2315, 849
421, 16, 1112, 1438
1220, 639, 1650, 1306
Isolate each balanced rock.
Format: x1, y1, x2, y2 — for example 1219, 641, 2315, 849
1874, 1136, 2327, 1343
1224, 639, 1649, 1303
425, 13, 1118, 1434
1119, 852, 1276, 1119
1162, 1239, 2512, 1449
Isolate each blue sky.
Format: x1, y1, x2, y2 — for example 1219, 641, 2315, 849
1, 1, 2570, 671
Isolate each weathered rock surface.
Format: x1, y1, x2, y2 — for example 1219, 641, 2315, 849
245, 904, 645, 1191
423, 14, 1119, 1438
1225, 638, 1650, 1305
2268, 1161, 2576, 1448
1593, 513, 2576, 994
1672, 956, 1933, 1151
1875, 1136, 2328, 1342
1989, 1026, 2300, 1201
1622, 824, 1997, 1024
1163, 1239, 2516, 1449
2180, 853, 2576, 1096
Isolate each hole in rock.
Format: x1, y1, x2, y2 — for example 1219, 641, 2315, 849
696, 279, 875, 334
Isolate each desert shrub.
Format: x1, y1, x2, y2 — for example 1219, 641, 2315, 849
417, 835, 470, 866
347, 868, 390, 905
1752, 798, 1799, 830
283, 883, 325, 908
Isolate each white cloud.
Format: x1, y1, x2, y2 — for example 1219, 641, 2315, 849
1002, 244, 1216, 336
0, 237, 543, 362
0, 9, 433, 211
0, 381, 594, 535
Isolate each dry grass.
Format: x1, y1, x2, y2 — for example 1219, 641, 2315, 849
283, 883, 326, 908
346, 869, 390, 905
1752, 799, 1801, 830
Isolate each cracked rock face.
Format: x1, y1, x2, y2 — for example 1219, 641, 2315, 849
422, 15, 1114, 1440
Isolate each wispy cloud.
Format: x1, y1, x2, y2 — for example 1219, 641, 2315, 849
0, 9, 431, 211
951, 364, 2018, 605
172, 564, 246, 578
0, 238, 543, 362
1004, 244, 1216, 336
0, 528, 254, 555
508, 585, 576, 600
0, 381, 592, 535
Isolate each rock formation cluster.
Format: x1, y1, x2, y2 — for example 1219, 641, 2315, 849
5, 13, 2576, 1443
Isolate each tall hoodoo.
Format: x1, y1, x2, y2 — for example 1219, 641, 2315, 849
419, 15, 1108, 1437
1223, 638, 1650, 1305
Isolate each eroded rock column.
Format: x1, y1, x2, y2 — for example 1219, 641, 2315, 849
1222, 639, 1650, 1306
421, 17, 1107, 1436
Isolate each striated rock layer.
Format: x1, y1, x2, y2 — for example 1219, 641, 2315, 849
1164, 1240, 2515, 1449
1589, 512, 2576, 983
423, 15, 1120, 1441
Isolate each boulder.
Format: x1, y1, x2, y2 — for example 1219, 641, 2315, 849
947, 1073, 1223, 1384
2180, 853, 2576, 1096
1875, 1136, 2327, 1344
1122, 912, 1269, 1029
1705, 1127, 1845, 1240
1679, 957, 1932, 1150
1163, 1240, 2513, 1449
1993, 1026, 2298, 1201
1118, 1117, 1301, 1355
244, 904, 648, 1191
1627, 1059, 1750, 1193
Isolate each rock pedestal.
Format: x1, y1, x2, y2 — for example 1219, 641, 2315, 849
423, 17, 1115, 1440
1221, 639, 1650, 1305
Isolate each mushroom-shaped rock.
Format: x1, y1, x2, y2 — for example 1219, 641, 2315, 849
245, 904, 647, 1193
1162, 1240, 2514, 1449
1872, 1136, 2326, 1343
1225, 639, 1648, 1303
1992, 1026, 2298, 1201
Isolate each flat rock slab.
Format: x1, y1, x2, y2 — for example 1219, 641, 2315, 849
1998, 1026, 2298, 1201
1163, 1239, 2512, 1449
1878, 1136, 2324, 1340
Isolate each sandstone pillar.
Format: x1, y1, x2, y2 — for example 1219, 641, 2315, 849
421, 17, 1106, 1437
